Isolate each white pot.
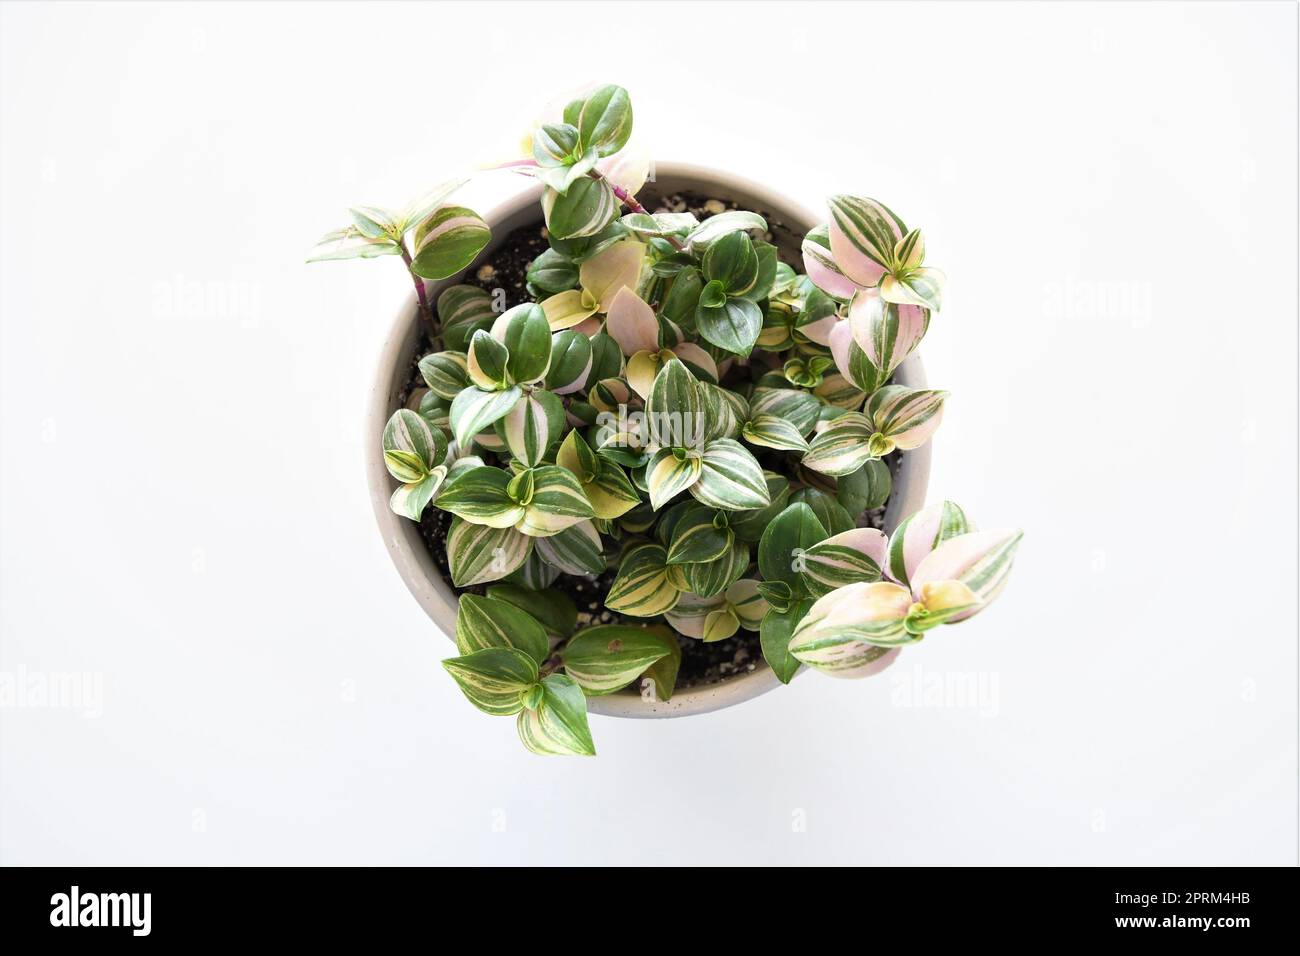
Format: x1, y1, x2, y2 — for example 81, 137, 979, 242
366, 162, 931, 718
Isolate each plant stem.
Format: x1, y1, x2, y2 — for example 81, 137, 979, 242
589, 169, 685, 251
398, 239, 438, 338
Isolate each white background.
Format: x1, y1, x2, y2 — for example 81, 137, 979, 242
1, 1, 1295, 865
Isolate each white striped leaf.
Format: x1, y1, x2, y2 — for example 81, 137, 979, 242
502, 390, 564, 466
801, 412, 876, 477
887, 500, 971, 586
382, 409, 444, 481
621, 211, 699, 237
910, 529, 1023, 622
699, 381, 747, 442
441, 647, 538, 716
534, 519, 605, 576
814, 373, 867, 410
410, 206, 491, 280
561, 625, 672, 695
725, 578, 770, 631
418, 351, 470, 400
556, 430, 641, 519
742, 414, 810, 452
467, 330, 510, 389
543, 177, 617, 240
605, 543, 680, 617
532, 121, 580, 166
827, 195, 906, 288
516, 465, 595, 537
307, 226, 398, 263
748, 386, 821, 436
646, 358, 705, 450
638, 626, 682, 702
684, 211, 767, 253
728, 472, 792, 543
863, 385, 948, 454
646, 448, 702, 509
663, 591, 726, 640
691, 439, 769, 511
516, 674, 595, 756
788, 581, 916, 677
402, 177, 471, 234
881, 266, 945, 312
438, 285, 496, 352
665, 506, 732, 565
437, 465, 524, 528
485, 583, 576, 640
681, 540, 748, 598
800, 528, 889, 598
828, 321, 887, 394
832, 290, 930, 391
450, 385, 522, 449
455, 594, 549, 664
389, 466, 446, 521
576, 84, 633, 157
447, 519, 533, 587
801, 224, 859, 299
502, 548, 559, 590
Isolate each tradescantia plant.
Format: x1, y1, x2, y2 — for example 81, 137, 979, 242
312, 84, 1024, 756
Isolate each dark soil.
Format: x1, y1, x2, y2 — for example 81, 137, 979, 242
406, 191, 900, 693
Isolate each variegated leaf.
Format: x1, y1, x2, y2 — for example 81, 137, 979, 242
534, 519, 605, 575
516, 465, 595, 537
438, 284, 496, 351
546, 330, 593, 394
646, 447, 702, 509
389, 466, 446, 521
605, 286, 660, 357
447, 519, 533, 587
449, 385, 522, 449
827, 195, 907, 289
814, 373, 867, 410
605, 542, 680, 617
801, 412, 876, 477
418, 351, 470, 400
455, 594, 549, 664
638, 626, 681, 702
490, 303, 552, 384
516, 674, 595, 756
402, 177, 472, 233
410, 206, 491, 280
748, 386, 821, 436
886, 500, 971, 586
437, 465, 525, 528
801, 224, 858, 299
442, 646, 538, 716
580, 237, 646, 312
684, 210, 767, 253
663, 591, 725, 640
788, 581, 916, 677
910, 529, 1023, 622
541, 288, 600, 331
467, 330, 510, 390
690, 439, 770, 511
742, 414, 810, 452
502, 547, 559, 590
681, 539, 748, 598
665, 505, 732, 565
556, 430, 641, 519
626, 348, 675, 400
561, 625, 672, 695
542, 177, 617, 240
502, 390, 564, 467
725, 579, 769, 631
728, 472, 792, 543
800, 528, 889, 598
881, 266, 945, 312
484, 584, 577, 640
863, 385, 948, 454
382, 408, 443, 481
306, 226, 399, 263
646, 358, 704, 449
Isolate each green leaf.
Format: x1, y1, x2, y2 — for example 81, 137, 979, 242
562, 625, 672, 695
418, 351, 470, 400
681, 539, 749, 598
534, 519, 605, 575
789, 487, 855, 536
438, 465, 524, 528
527, 248, 579, 295
620, 211, 698, 237
545, 330, 593, 393
576, 84, 633, 157
497, 303, 552, 383
449, 385, 522, 449
742, 414, 810, 452
485, 583, 577, 640
699, 279, 728, 309
660, 267, 704, 326
696, 297, 762, 356
543, 177, 617, 240
690, 438, 769, 511
455, 594, 549, 664
442, 647, 539, 716
760, 601, 812, 684
467, 330, 510, 390
533, 122, 580, 166
639, 626, 681, 701
502, 390, 564, 467
446, 518, 533, 587
837, 458, 892, 516
728, 472, 792, 542
741, 242, 778, 303
758, 503, 828, 589
410, 206, 491, 280
516, 674, 595, 756
588, 331, 623, 382
605, 542, 680, 617
702, 231, 759, 296
438, 285, 497, 352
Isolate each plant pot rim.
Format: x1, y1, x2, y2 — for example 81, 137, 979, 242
365, 160, 932, 719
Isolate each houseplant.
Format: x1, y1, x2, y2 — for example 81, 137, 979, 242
311, 85, 1023, 755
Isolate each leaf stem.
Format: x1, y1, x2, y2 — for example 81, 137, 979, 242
398, 239, 438, 339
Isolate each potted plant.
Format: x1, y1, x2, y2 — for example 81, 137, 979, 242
311, 85, 1023, 755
